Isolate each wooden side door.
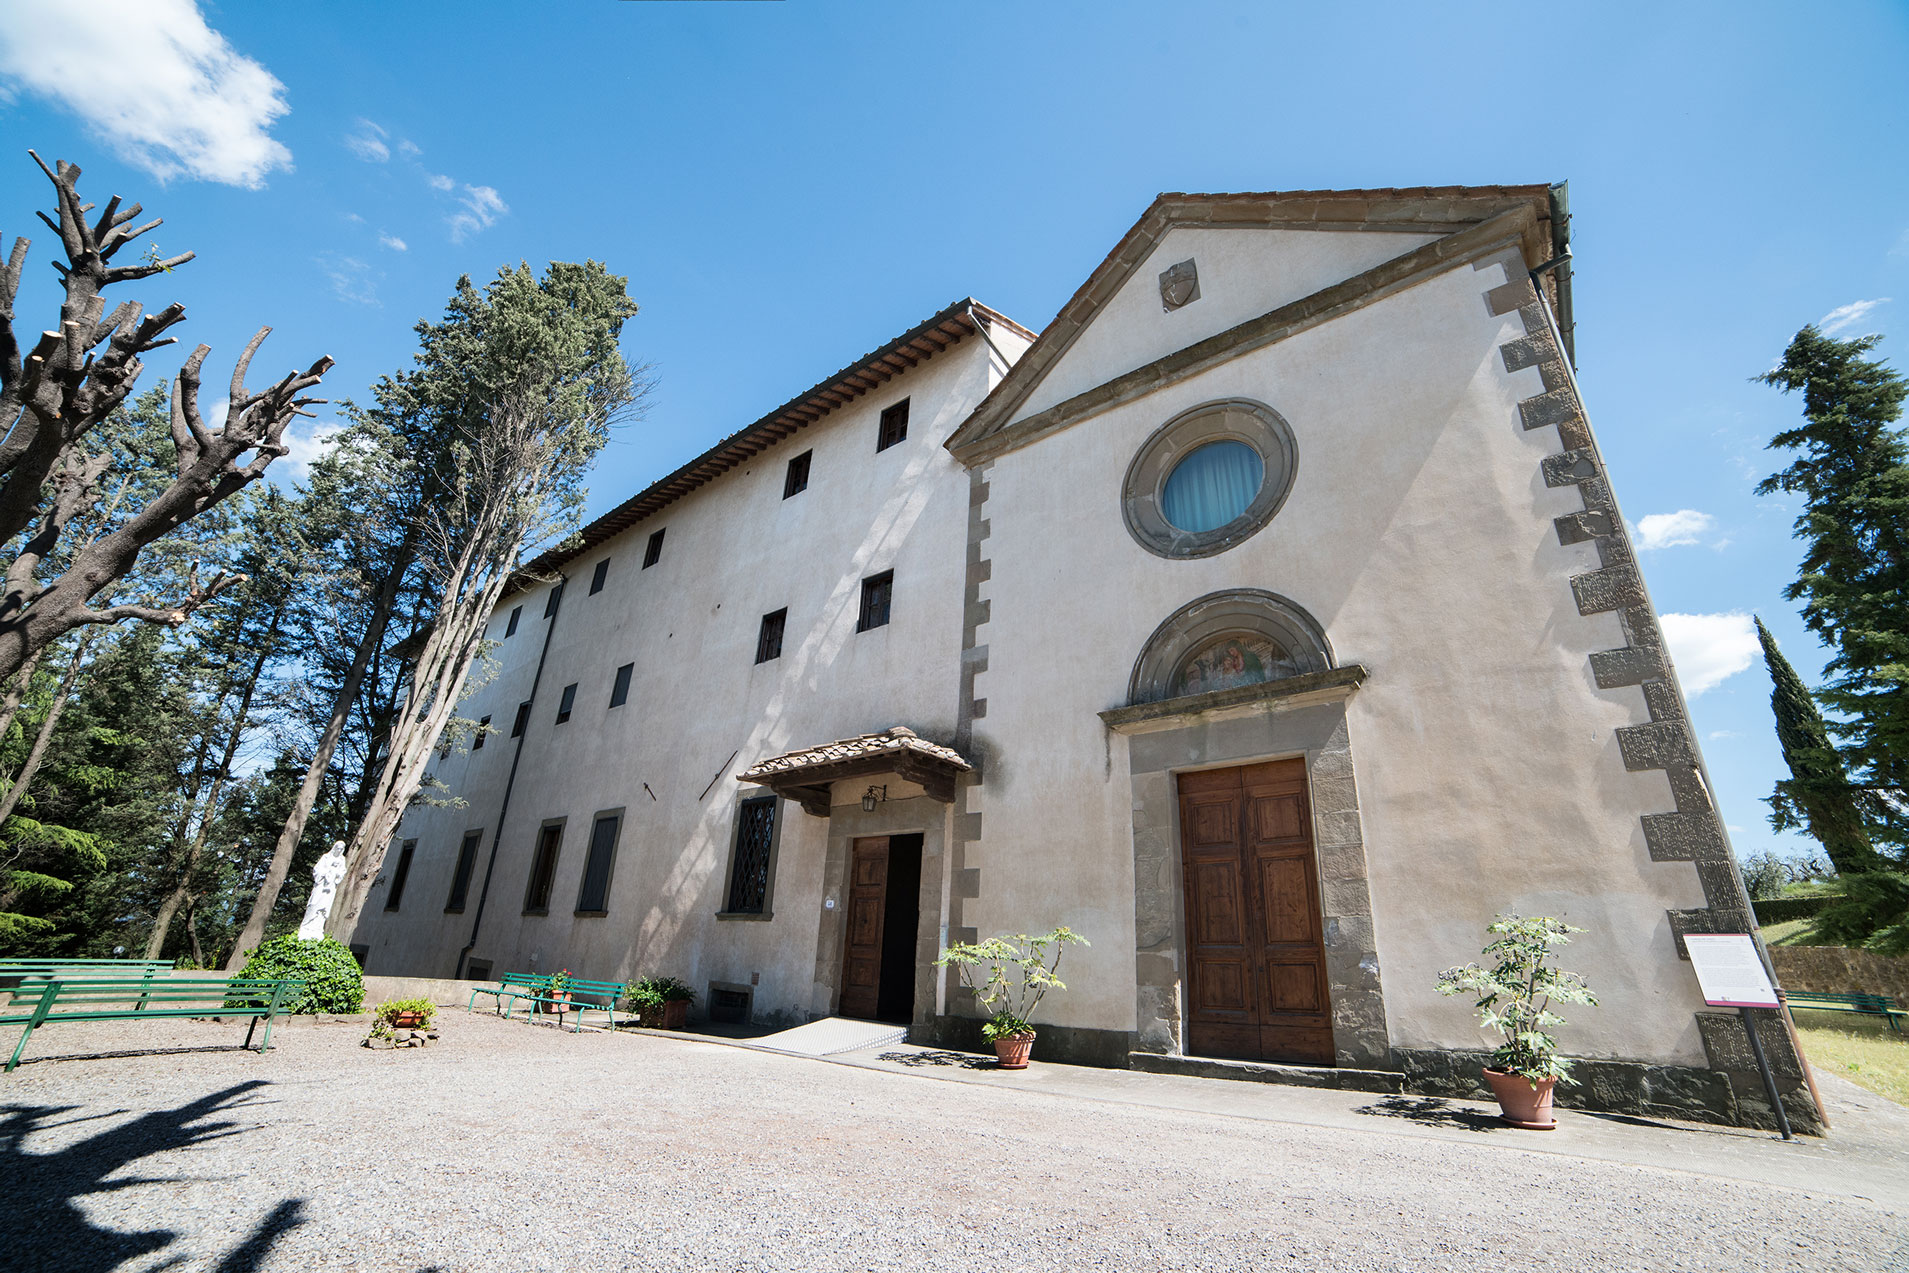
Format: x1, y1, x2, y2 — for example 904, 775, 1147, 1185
1178, 759, 1333, 1065
838, 837, 889, 1019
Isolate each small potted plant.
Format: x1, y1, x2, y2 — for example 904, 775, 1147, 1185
377, 997, 436, 1030
935, 927, 1087, 1069
1437, 914, 1598, 1129
541, 968, 573, 1014
626, 975, 695, 1029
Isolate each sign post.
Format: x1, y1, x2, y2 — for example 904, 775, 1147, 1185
1683, 934, 1791, 1141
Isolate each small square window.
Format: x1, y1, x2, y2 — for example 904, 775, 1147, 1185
474, 714, 491, 751
783, 451, 812, 499
556, 683, 578, 724
505, 606, 522, 638
609, 662, 633, 708
524, 822, 564, 914
643, 528, 666, 568
756, 609, 787, 664
510, 701, 531, 737
446, 829, 483, 912
856, 571, 893, 632
589, 559, 610, 595
385, 840, 416, 912
543, 582, 565, 618
877, 399, 909, 452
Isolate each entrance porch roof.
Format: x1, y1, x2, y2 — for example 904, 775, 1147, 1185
737, 727, 972, 816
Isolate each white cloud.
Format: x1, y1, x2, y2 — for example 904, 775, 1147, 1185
448, 184, 508, 242
1891, 230, 1909, 260
426, 172, 454, 192
345, 118, 389, 162
397, 139, 421, 158
317, 253, 378, 306
278, 421, 345, 483
0, 0, 291, 188
377, 232, 407, 252
1819, 298, 1890, 336
1708, 730, 1738, 740
1634, 509, 1715, 551
1660, 612, 1760, 698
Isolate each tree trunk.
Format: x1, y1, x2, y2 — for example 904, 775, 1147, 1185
225, 563, 407, 968
145, 610, 283, 959
0, 647, 46, 747
0, 633, 92, 826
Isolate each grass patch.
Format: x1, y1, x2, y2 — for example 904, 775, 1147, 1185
1792, 1010, 1909, 1107
1760, 918, 1838, 946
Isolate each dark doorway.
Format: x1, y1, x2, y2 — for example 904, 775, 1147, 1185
876, 833, 922, 1024
838, 834, 922, 1024
1178, 758, 1333, 1065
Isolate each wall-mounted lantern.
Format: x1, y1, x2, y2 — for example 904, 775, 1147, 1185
861, 784, 887, 813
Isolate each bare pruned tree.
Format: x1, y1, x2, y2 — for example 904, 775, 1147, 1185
0, 152, 331, 682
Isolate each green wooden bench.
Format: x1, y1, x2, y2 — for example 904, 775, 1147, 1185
0, 957, 174, 989
4, 976, 304, 1072
1785, 990, 1905, 1033
467, 972, 625, 1032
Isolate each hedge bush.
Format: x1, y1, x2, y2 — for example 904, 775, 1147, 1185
236, 935, 365, 1014
1752, 894, 1831, 926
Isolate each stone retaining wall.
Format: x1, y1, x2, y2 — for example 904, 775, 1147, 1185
1772, 946, 1909, 1003
361, 975, 495, 1008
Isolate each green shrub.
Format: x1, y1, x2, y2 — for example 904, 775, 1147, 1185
237, 935, 365, 1014
1813, 873, 1909, 955
1752, 894, 1832, 925
374, 997, 437, 1029
624, 975, 695, 1009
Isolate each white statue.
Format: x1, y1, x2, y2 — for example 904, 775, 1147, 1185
298, 841, 349, 940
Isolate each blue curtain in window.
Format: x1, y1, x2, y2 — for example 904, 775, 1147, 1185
1161, 441, 1264, 533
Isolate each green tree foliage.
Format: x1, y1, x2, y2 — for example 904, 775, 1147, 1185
1813, 873, 1909, 957
236, 934, 364, 1014
1757, 326, 1909, 855
1756, 616, 1882, 874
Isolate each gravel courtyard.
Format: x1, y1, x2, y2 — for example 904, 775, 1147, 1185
6, 1008, 1907, 1273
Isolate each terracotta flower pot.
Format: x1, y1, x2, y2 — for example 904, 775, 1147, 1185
993, 1032, 1035, 1069
1483, 1067, 1558, 1129
660, 999, 689, 1030
389, 1011, 424, 1029
540, 991, 571, 1014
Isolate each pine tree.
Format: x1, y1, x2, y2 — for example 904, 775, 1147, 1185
1757, 616, 1881, 874
1757, 325, 1909, 856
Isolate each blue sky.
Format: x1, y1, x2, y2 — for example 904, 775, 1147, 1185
2, 1, 1904, 864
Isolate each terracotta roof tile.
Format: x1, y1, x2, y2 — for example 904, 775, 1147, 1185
737, 726, 972, 783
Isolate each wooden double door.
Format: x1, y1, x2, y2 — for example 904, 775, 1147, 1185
838, 834, 922, 1024
1178, 758, 1334, 1065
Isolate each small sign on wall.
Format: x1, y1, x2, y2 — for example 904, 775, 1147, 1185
1684, 934, 1780, 1009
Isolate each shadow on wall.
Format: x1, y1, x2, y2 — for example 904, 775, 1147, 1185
1, 1080, 310, 1272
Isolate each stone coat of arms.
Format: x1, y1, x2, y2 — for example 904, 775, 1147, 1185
1159, 259, 1200, 311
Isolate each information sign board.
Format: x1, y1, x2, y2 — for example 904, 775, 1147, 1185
1683, 933, 1780, 1009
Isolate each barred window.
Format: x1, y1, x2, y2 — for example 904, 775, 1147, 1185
877, 399, 909, 452
856, 571, 893, 633
783, 450, 811, 498
756, 609, 786, 664
725, 798, 777, 914
643, 528, 665, 568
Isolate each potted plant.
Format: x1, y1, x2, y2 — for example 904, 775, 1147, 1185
376, 997, 436, 1031
625, 975, 695, 1029
1437, 914, 1598, 1129
935, 927, 1087, 1069
540, 968, 573, 1014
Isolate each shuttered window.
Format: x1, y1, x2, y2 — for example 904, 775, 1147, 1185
446, 830, 483, 912
856, 571, 893, 633
575, 813, 621, 915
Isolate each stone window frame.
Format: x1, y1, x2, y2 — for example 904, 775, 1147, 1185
717, 793, 783, 921
1128, 589, 1334, 705
573, 806, 625, 918
1121, 398, 1298, 560
522, 817, 566, 916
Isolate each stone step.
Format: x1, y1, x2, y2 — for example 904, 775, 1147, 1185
1128, 1051, 1405, 1094
753, 1016, 910, 1057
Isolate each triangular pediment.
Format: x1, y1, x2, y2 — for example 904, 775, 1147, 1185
946, 186, 1560, 463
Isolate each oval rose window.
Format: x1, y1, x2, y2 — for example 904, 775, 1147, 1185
1160, 440, 1265, 533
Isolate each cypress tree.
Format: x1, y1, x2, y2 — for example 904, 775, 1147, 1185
1757, 325, 1909, 856
1757, 616, 1881, 875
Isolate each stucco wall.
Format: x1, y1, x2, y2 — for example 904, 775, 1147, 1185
349, 336, 1004, 1029
968, 240, 1714, 1067
1016, 225, 1439, 421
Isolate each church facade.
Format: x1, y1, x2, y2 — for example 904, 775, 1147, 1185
346, 185, 1816, 1131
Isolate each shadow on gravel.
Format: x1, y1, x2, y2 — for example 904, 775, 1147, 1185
2, 1079, 309, 1272
878, 1049, 995, 1070
1352, 1094, 1506, 1132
